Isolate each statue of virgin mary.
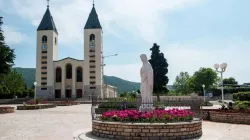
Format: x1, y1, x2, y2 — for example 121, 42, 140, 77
140, 54, 154, 108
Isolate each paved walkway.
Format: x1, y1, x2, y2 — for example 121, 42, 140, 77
0, 104, 250, 140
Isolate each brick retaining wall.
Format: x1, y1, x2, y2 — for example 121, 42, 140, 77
0, 107, 15, 114
92, 120, 202, 140
210, 111, 250, 125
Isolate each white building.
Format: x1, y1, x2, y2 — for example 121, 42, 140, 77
35, 3, 116, 99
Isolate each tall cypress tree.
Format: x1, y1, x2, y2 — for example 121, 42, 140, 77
0, 17, 16, 78
149, 43, 169, 101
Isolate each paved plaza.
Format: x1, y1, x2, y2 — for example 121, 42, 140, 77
0, 104, 250, 140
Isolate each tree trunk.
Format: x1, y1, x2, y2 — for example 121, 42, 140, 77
157, 94, 160, 102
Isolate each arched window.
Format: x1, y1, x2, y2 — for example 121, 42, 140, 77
66, 64, 72, 79
42, 35, 47, 43
76, 67, 83, 82
90, 34, 95, 42
55, 67, 62, 82
55, 37, 57, 45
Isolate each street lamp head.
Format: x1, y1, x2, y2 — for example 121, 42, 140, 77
34, 82, 37, 86
214, 64, 219, 69
220, 63, 227, 69
202, 84, 205, 88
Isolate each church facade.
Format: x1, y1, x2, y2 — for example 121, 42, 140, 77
35, 3, 117, 99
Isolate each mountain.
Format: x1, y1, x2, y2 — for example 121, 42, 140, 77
13, 67, 140, 93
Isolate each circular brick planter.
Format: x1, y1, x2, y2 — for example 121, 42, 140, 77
92, 120, 202, 140
210, 111, 250, 125
0, 107, 15, 114
17, 104, 57, 110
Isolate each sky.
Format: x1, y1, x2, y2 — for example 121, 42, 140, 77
0, 0, 250, 85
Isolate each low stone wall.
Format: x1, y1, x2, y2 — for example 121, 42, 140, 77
17, 104, 56, 110
0, 107, 15, 114
92, 120, 202, 140
210, 111, 250, 124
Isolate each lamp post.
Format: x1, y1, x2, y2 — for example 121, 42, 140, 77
214, 63, 227, 104
34, 82, 37, 102
101, 54, 118, 98
202, 84, 205, 102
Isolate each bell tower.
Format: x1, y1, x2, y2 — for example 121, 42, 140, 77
83, 2, 103, 99
36, 1, 58, 99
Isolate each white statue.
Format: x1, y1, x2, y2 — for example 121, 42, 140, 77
140, 54, 154, 109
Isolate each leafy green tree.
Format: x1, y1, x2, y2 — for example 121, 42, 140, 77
173, 72, 191, 95
136, 89, 141, 94
0, 17, 16, 77
223, 77, 238, 85
187, 67, 217, 92
1, 71, 25, 96
149, 43, 169, 101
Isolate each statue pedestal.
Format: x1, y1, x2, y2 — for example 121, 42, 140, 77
139, 103, 154, 113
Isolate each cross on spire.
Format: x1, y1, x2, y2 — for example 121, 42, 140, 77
47, 0, 50, 8
93, 0, 95, 7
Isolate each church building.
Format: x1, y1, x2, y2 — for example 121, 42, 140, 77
35, 2, 117, 99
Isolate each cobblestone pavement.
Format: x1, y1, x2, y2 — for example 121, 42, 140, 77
0, 104, 250, 140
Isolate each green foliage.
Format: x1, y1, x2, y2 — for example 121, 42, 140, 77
149, 43, 169, 101
0, 17, 16, 76
187, 68, 217, 92
173, 72, 191, 95
136, 89, 141, 94
236, 101, 250, 110
223, 77, 238, 85
1, 71, 25, 96
233, 92, 250, 101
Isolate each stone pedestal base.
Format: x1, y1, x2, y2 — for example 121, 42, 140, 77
139, 103, 154, 113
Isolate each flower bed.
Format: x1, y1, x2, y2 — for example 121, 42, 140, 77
17, 104, 56, 110
100, 109, 194, 123
54, 101, 80, 106
0, 107, 15, 114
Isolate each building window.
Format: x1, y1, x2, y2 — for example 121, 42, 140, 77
90, 76, 95, 79
42, 51, 47, 53
90, 34, 95, 42
41, 67, 47, 69
41, 82, 47, 85
41, 88, 47, 90
90, 87, 96, 89
90, 60, 95, 63
90, 71, 95, 73
56, 67, 62, 82
66, 64, 72, 79
41, 77, 47, 80
90, 66, 95, 68
41, 61, 47, 64
41, 72, 47, 74
42, 35, 47, 43
76, 67, 83, 82
89, 50, 95, 52
41, 56, 47, 59
55, 37, 57, 45
90, 82, 96, 85
89, 55, 95, 57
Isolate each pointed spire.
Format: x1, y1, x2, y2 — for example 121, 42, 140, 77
47, 0, 50, 8
37, 1, 58, 34
84, 2, 102, 29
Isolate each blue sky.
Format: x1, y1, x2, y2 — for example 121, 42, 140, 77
0, 0, 250, 84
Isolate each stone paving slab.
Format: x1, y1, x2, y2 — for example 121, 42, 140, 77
0, 104, 250, 140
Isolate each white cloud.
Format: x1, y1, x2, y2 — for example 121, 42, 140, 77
105, 40, 250, 85
2, 0, 202, 45
2, 25, 29, 45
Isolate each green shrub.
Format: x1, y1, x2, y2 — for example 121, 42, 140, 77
236, 101, 250, 110
233, 92, 250, 101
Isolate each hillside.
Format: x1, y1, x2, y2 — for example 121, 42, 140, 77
13, 67, 140, 93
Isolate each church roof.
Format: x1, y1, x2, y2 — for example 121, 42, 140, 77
37, 7, 58, 34
84, 5, 102, 29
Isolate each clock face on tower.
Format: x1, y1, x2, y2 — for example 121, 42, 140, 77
41, 45, 47, 50
89, 43, 95, 48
